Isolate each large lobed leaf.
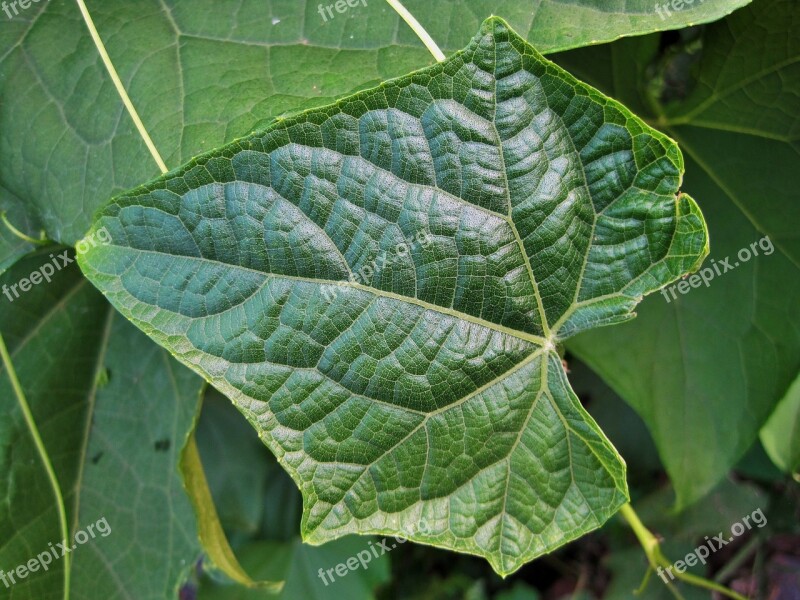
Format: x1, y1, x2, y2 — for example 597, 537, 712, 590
78, 18, 707, 574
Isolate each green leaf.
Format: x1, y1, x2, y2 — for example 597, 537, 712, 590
0, 0, 428, 247
496, 582, 541, 600
760, 371, 800, 478
0, 252, 204, 598
401, 0, 752, 53
0, 0, 745, 250
558, 0, 800, 507
79, 17, 708, 574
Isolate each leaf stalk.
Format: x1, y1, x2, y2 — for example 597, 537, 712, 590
75, 0, 169, 175
1, 211, 48, 245
385, 0, 446, 62
620, 503, 749, 600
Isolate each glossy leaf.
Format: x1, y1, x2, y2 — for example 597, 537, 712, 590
558, 0, 800, 507
79, 18, 708, 574
0, 253, 204, 598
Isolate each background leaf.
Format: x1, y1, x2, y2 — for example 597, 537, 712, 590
0, 0, 747, 252
196, 390, 276, 539
198, 537, 390, 600
760, 372, 800, 478
0, 252, 204, 599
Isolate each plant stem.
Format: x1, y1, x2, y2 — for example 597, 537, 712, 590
619, 503, 748, 600
385, 0, 445, 62
1, 211, 48, 245
0, 333, 71, 599
75, 0, 169, 174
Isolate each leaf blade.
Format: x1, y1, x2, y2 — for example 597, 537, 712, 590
78, 17, 708, 574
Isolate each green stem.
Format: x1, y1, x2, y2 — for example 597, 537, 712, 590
1, 211, 48, 245
75, 0, 169, 175
385, 0, 445, 62
0, 333, 71, 599
620, 503, 748, 600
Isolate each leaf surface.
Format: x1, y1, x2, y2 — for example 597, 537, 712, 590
78, 18, 708, 574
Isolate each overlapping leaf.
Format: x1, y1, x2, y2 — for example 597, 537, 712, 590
78, 18, 707, 574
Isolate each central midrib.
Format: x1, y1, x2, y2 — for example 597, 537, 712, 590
101, 245, 550, 347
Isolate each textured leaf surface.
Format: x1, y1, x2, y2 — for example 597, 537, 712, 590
558, 0, 800, 506
0, 253, 203, 598
78, 18, 707, 574
0, 0, 745, 254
